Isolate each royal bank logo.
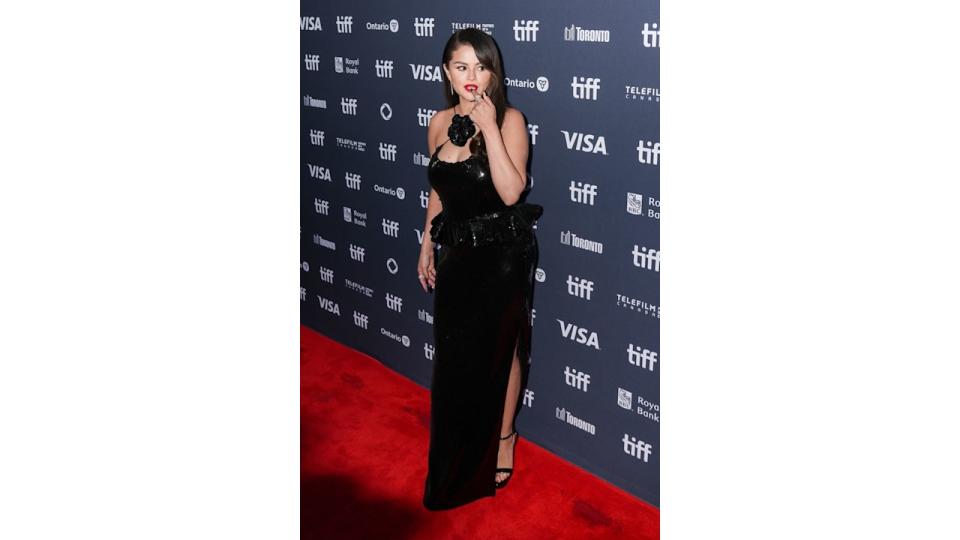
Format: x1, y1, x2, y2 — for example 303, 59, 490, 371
301, 17, 322, 31
309, 129, 325, 146
334, 56, 359, 75
340, 97, 358, 115
353, 310, 369, 329
564, 366, 591, 391
623, 434, 653, 462
410, 63, 442, 82
513, 19, 539, 42
302, 95, 327, 108
528, 123, 539, 145
566, 275, 594, 300
307, 164, 331, 182
451, 22, 495, 34
314, 198, 329, 215
563, 24, 611, 43
641, 22, 660, 48
366, 19, 399, 32
349, 243, 365, 262
378, 142, 397, 161
560, 230, 603, 254
316, 295, 341, 316
344, 172, 362, 191
417, 108, 438, 127
637, 139, 660, 166
571, 76, 601, 100
375, 59, 395, 78
628, 344, 659, 371
632, 245, 661, 272
535, 268, 546, 283
342, 206, 367, 227
569, 181, 597, 205
626, 193, 661, 219
304, 54, 320, 71
621, 392, 659, 423
336, 136, 366, 152
414, 17, 435, 37
345, 278, 373, 298
336, 15, 353, 34
561, 130, 607, 155
301, 260, 310, 273
424, 343, 435, 361
557, 319, 600, 350
505, 76, 549, 92
626, 85, 660, 102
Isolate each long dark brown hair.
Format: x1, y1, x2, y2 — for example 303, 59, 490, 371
441, 28, 508, 159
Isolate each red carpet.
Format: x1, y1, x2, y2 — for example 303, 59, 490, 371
301, 325, 659, 539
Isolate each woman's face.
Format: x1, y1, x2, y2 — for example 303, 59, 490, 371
443, 44, 493, 103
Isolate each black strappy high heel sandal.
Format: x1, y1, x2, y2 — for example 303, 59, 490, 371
495, 430, 519, 489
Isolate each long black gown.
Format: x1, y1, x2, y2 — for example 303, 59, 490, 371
421, 138, 541, 511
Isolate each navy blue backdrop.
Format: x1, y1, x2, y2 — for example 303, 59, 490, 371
301, 0, 660, 506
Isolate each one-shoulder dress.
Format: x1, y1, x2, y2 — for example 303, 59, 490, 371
422, 138, 542, 510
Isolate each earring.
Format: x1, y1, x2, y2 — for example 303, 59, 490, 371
449, 85, 454, 95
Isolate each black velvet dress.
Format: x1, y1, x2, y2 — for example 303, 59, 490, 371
422, 138, 541, 511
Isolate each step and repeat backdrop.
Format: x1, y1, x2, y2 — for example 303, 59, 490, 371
301, 0, 660, 506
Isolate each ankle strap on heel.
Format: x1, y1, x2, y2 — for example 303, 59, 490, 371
500, 430, 518, 440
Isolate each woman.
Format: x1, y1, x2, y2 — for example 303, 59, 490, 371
418, 28, 542, 511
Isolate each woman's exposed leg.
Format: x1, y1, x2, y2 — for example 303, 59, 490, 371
496, 339, 522, 484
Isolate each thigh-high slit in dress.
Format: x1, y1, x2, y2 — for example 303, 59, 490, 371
421, 138, 541, 511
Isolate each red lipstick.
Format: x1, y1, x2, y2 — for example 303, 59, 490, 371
465, 84, 478, 92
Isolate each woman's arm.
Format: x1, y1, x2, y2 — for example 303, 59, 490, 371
483, 108, 529, 206
421, 112, 445, 253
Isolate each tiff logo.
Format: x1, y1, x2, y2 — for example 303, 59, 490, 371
637, 140, 660, 166
314, 198, 329, 215
309, 129, 325, 146
623, 434, 654, 462
379, 142, 397, 161
419, 190, 429, 208
522, 388, 535, 408
642, 22, 660, 48
513, 19, 539, 42
318, 266, 334, 284
571, 77, 601, 100
345, 172, 362, 190
375, 59, 394, 78
382, 218, 399, 238
341, 97, 358, 115
353, 310, 369, 329
349, 244, 365, 262
632, 245, 661, 272
628, 344, 659, 371
385, 293, 403, 312
417, 108, 437, 127
414, 17, 435, 37
569, 181, 597, 205
528, 124, 539, 145
567, 275, 594, 300
424, 343, 435, 361
336, 15, 353, 33
564, 366, 591, 391
304, 54, 320, 71
300, 286, 306, 301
